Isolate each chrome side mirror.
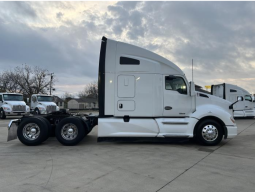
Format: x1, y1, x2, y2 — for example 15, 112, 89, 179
237, 96, 243, 101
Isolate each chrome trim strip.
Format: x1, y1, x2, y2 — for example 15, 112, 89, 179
163, 134, 189, 138
162, 122, 189, 125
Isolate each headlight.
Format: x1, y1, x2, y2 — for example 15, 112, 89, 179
38, 107, 45, 111
3, 107, 11, 111
230, 116, 235, 123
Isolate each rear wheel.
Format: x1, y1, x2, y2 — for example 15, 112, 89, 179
0, 108, 6, 119
195, 119, 223, 146
55, 117, 86, 146
31, 116, 52, 141
17, 118, 49, 146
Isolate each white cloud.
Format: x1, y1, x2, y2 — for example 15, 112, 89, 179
1, 1, 255, 96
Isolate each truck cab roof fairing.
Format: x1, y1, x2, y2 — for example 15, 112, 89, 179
98, 36, 107, 117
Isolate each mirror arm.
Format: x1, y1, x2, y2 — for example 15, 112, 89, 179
229, 101, 239, 109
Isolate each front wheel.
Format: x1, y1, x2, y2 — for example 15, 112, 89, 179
55, 117, 86, 146
34, 108, 40, 115
195, 119, 223, 146
0, 108, 6, 119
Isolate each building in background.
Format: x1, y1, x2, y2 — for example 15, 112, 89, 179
53, 96, 64, 109
68, 98, 98, 110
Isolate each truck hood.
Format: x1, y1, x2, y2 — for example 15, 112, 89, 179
196, 91, 232, 114
3, 101, 27, 107
38, 102, 57, 107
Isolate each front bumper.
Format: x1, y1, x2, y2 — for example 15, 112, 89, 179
226, 125, 237, 139
7, 119, 19, 142
5, 111, 29, 116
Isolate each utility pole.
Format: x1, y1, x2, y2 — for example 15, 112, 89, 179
49, 73, 54, 95
192, 59, 193, 82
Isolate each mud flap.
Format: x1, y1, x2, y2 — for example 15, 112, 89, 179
7, 119, 19, 142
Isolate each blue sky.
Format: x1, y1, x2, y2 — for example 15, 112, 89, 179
1, 1, 255, 96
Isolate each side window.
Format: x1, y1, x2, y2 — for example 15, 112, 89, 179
0, 95, 2, 101
165, 76, 187, 95
245, 95, 252, 102
32, 96, 36, 102
120, 57, 140, 65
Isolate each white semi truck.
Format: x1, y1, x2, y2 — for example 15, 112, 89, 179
30, 94, 59, 114
7, 37, 240, 146
0, 93, 30, 119
211, 83, 255, 118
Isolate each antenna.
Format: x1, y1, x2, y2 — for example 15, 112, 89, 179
192, 59, 193, 82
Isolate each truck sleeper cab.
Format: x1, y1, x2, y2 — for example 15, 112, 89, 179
0, 93, 30, 119
211, 83, 255, 118
7, 37, 238, 146
97, 37, 238, 146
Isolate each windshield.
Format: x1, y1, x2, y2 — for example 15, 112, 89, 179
37, 96, 53, 102
3, 94, 23, 101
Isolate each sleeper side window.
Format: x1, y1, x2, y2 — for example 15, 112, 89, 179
245, 95, 252, 102
165, 76, 187, 95
120, 57, 140, 65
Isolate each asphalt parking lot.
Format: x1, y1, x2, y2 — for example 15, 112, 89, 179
0, 117, 255, 192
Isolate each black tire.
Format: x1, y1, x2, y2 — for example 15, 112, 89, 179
55, 117, 86, 146
34, 108, 40, 115
30, 116, 52, 141
195, 119, 223, 146
17, 118, 49, 146
0, 108, 6, 119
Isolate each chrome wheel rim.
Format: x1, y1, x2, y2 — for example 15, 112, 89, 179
61, 123, 78, 140
202, 125, 218, 141
23, 123, 40, 140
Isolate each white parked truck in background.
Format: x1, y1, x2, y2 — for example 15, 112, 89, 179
7, 37, 240, 146
211, 83, 255, 118
30, 94, 59, 114
0, 93, 30, 119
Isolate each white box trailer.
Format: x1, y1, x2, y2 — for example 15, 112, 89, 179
0, 93, 30, 119
211, 83, 255, 118
7, 37, 240, 146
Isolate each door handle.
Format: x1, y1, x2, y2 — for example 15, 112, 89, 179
119, 103, 123, 109
165, 106, 172, 110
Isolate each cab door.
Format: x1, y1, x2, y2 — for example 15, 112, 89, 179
163, 75, 192, 117
31, 96, 37, 109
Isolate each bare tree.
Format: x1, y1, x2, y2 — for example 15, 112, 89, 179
61, 92, 73, 100
0, 71, 21, 93
0, 64, 56, 97
78, 81, 98, 98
